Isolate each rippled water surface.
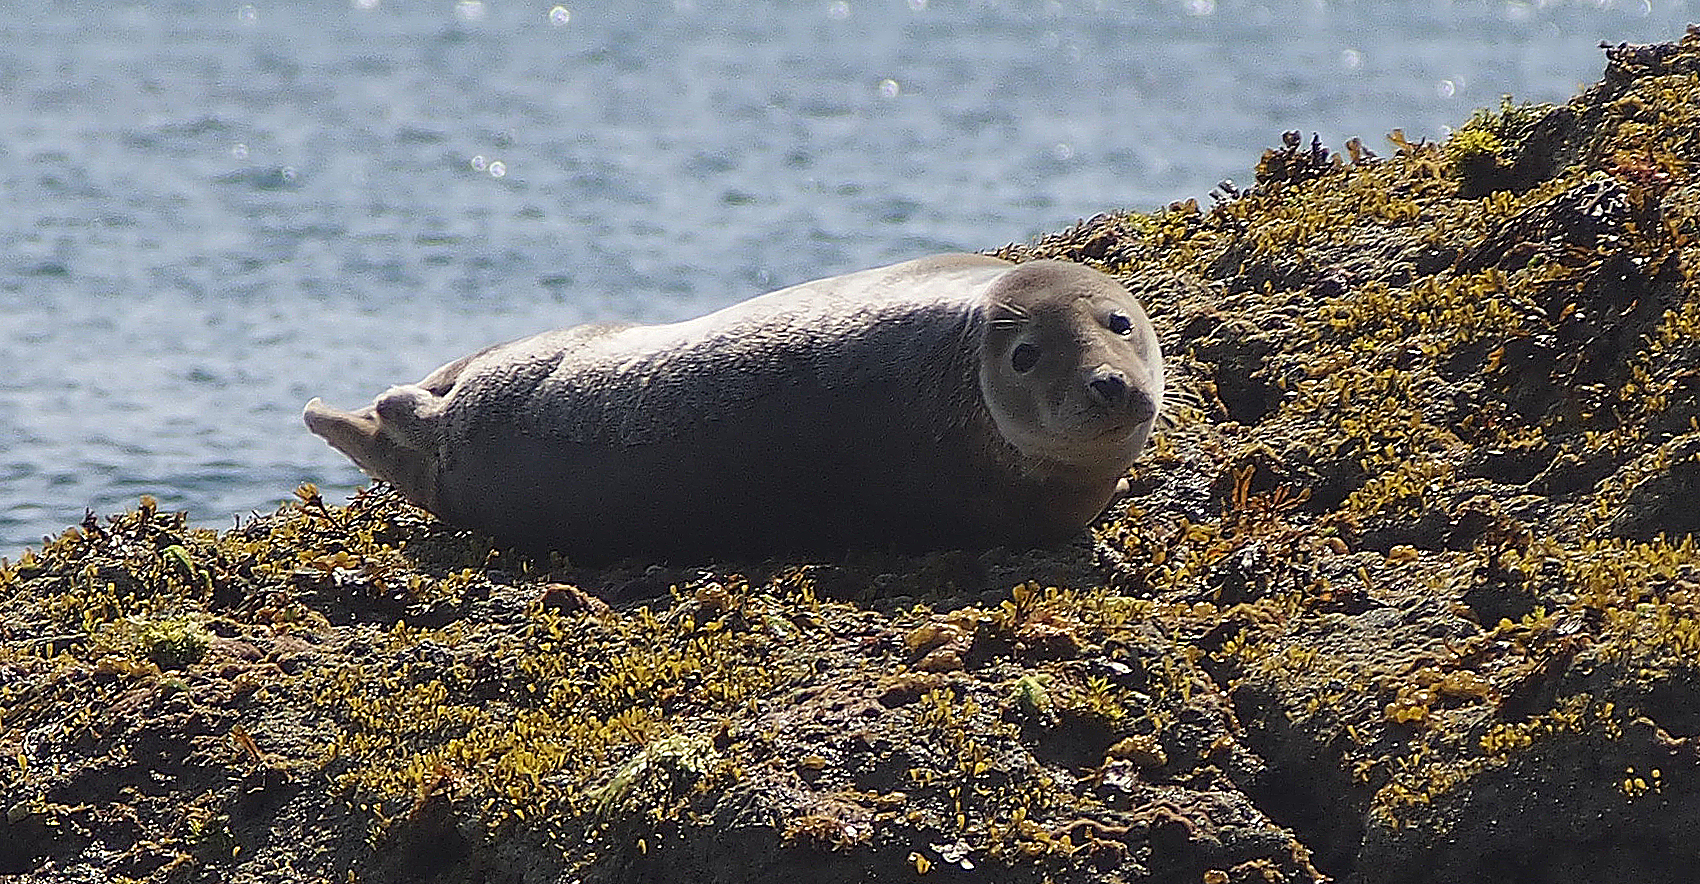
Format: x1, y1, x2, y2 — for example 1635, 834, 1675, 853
1, 0, 1694, 551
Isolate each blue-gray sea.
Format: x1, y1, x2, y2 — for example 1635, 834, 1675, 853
1, 0, 1695, 553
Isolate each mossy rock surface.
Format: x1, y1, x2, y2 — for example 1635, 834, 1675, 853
5, 26, 1700, 884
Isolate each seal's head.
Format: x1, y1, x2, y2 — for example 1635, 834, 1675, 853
977, 260, 1163, 471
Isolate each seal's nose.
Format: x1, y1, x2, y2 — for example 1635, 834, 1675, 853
1086, 366, 1128, 407
1128, 387, 1158, 423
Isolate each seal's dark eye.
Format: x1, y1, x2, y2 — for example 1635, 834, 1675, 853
1107, 311, 1133, 336
1011, 342, 1040, 373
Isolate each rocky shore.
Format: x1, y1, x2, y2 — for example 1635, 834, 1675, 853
4, 26, 1700, 884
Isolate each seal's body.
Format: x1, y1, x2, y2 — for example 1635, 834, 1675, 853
304, 254, 1162, 561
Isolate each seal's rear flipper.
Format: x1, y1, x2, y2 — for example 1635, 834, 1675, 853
303, 390, 443, 511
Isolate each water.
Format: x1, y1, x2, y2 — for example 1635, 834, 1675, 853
1, 0, 1693, 552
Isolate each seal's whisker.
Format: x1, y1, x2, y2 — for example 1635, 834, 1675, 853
1154, 382, 1207, 430
988, 300, 1031, 328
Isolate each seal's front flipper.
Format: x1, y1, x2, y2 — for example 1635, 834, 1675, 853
303, 388, 443, 511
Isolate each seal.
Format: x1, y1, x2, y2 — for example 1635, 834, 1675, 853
303, 253, 1162, 561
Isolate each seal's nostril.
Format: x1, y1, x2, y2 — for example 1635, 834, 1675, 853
1089, 375, 1127, 405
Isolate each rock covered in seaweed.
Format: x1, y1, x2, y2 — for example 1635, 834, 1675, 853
4, 25, 1700, 884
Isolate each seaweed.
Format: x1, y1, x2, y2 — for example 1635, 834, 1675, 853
5, 25, 1700, 884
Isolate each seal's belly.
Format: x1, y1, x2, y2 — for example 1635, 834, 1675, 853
435, 384, 1060, 560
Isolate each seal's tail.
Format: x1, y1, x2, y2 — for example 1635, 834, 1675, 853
303, 386, 444, 511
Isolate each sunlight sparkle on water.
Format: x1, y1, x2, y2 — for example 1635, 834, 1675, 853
878, 78, 901, 99
549, 6, 571, 26
827, 1, 851, 20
